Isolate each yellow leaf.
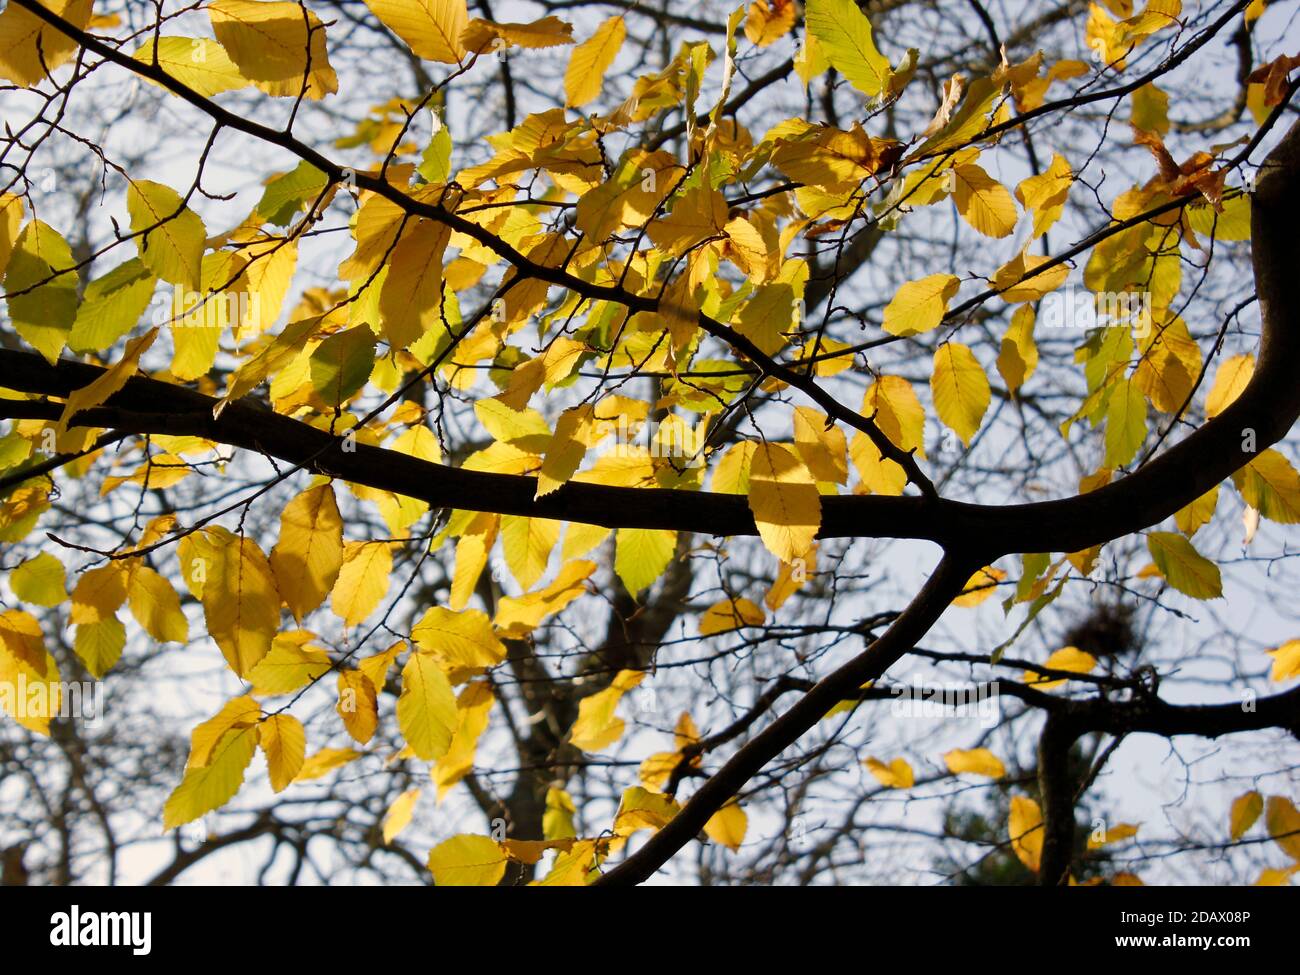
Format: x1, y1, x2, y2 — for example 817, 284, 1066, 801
864, 756, 914, 789
430, 680, 492, 791
1266, 640, 1300, 683
187, 695, 261, 768
397, 651, 458, 760
270, 484, 344, 621
953, 566, 1006, 607
337, 669, 379, 744
1087, 822, 1139, 848
127, 180, 206, 292
699, 597, 766, 635
132, 37, 251, 97
704, 801, 748, 851
932, 343, 990, 446
379, 218, 452, 350
543, 787, 577, 840
259, 713, 305, 792
745, 0, 796, 47
362, 0, 468, 63
794, 33, 829, 87
536, 404, 594, 498
331, 540, 393, 628
1134, 313, 1201, 414
863, 375, 926, 457
5, 221, 76, 362
127, 564, 189, 643
1174, 485, 1218, 537
236, 238, 298, 338
997, 304, 1038, 395
1024, 645, 1097, 690
882, 273, 960, 336
0, 609, 48, 675
724, 216, 770, 282
0, 631, 60, 734
803, 0, 890, 97
500, 515, 560, 590
569, 669, 644, 753
163, 726, 258, 829
993, 252, 1069, 302
1015, 153, 1072, 238
747, 442, 821, 563
202, 532, 281, 677
614, 527, 676, 598
765, 544, 816, 611
432, 681, 494, 797
383, 788, 422, 843
1104, 376, 1147, 468
944, 748, 1006, 778
613, 785, 680, 837
1265, 796, 1300, 861
711, 441, 757, 494
492, 560, 594, 639
1009, 795, 1043, 872
412, 606, 507, 670
460, 16, 573, 53
295, 747, 362, 782
74, 618, 125, 679
536, 838, 604, 885
209, 0, 338, 99
56, 327, 158, 448
1230, 791, 1263, 840
427, 834, 507, 886
647, 184, 727, 258
0, 0, 93, 87
1205, 354, 1253, 417
952, 163, 1018, 238
358, 640, 402, 693
0, 193, 23, 280
449, 513, 497, 610
248, 634, 331, 695
574, 148, 681, 242
11, 553, 67, 607
70, 563, 127, 624
1146, 531, 1221, 599
1232, 450, 1300, 525
1255, 865, 1300, 886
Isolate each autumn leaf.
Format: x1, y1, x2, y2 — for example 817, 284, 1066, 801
944, 748, 1006, 779
747, 442, 821, 563
362, 0, 468, 63
932, 343, 990, 447
565, 15, 625, 107
0, 0, 93, 87
163, 725, 258, 830
882, 273, 960, 336
126, 181, 206, 293
270, 484, 345, 622
803, 0, 891, 98
331, 541, 393, 628
397, 651, 458, 760
209, 0, 338, 99
427, 834, 507, 885
1009, 796, 1043, 872
260, 713, 306, 793
864, 756, 914, 789
1146, 531, 1222, 599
